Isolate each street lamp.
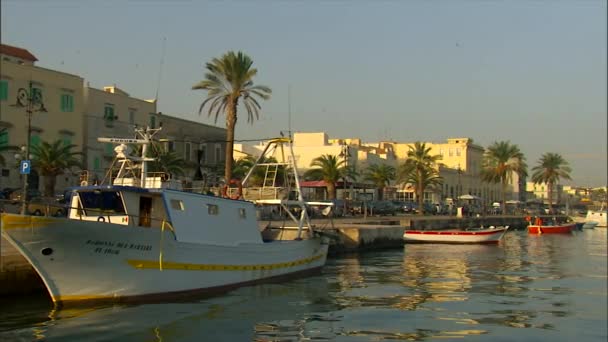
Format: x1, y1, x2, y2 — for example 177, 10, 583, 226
12, 82, 46, 214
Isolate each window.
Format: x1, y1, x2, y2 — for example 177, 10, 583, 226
456, 148, 461, 156
0, 80, 8, 101
94, 157, 101, 170
61, 134, 72, 146
79, 191, 126, 216
215, 144, 221, 163
105, 143, 114, 156
449, 148, 453, 157
31, 87, 42, 104
149, 114, 156, 128
239, 208, 247, 219
184, 142, 191, 162
170, 199, 184, 211
0, 130, 8, 146
30, 135, 40, 147
60, 94, 74, 112
1, 169, 8, 177
199, 144, 207, 164
129, 109, 136, 125
207, 204, 219, 215
104, 105, 116, 127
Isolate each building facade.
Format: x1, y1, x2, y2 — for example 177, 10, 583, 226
1, 44, 85, 193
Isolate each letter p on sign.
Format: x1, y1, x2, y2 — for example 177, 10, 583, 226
20, 160, 31, 175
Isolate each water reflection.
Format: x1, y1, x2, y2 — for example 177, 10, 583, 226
0, 230, 605, 341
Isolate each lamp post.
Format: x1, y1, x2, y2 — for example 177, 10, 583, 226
340, 142, 349, 215
12, 82, 46, 214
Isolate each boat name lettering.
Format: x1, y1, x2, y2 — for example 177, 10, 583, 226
93, 247, 120, 255
86, 240, 152, 251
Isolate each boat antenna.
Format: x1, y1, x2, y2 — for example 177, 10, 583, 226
287, 84, 292, 139
155, 37, 167, 103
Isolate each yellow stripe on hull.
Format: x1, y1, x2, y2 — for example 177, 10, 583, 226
1, 213, 58, 230
127, 253, 326, 271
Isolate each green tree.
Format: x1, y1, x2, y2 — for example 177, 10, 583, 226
303, 154, 345, 200
363, 163, 396, 201
398, 142, 443, 214
147, 143, 191, 178
480, 141, 527, 214
193, 51, 271, 183
531, 152, 572, 212
30, 140, 82, 197
238, 155, 286, 187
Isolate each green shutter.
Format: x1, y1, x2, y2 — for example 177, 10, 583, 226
30, 135, 41, 147
105, 143, 114, 155
68, 95, 74, 111
150, 115, 156, 128
61, 94, 74, 112
94, 157, 101, 170
0, 80, 8, 101
0, 131, 8, 146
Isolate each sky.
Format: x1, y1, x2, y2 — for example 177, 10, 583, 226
2, 0, 606, 187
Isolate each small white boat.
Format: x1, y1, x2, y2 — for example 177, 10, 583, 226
403, 226, 509, 244
1, 128, 329, 306
585, 209, 606, 228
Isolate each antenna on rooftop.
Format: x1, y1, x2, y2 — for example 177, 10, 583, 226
155, 37, 167, 103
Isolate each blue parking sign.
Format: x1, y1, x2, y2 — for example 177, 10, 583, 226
20, 160, 31, 175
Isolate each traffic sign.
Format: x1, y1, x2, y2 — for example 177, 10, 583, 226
20, 160, 31, 175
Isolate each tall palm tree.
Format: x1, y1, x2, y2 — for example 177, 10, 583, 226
303, 154, 345, 200
363, 163, 396, 201
398, 142, 442, 214
192, 51, 272, 183
480, 141, 527, 214
531, 152, 572, 212
30, 140, 82, 197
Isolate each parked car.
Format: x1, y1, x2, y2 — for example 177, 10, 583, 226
9, 189, 42, 204
27, 197, 67, 217
366, 201, 397, 216
390, 200, 407, 213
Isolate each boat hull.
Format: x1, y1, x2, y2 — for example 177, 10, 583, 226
527, 223, 576, 234
1, 214, 328, 305
403, 227, 508, 244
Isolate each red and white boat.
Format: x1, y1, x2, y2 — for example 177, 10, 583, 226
527, 222, 576, 234
403, 226, 509, 244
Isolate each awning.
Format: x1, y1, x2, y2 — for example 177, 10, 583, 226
300, 180, 330, 188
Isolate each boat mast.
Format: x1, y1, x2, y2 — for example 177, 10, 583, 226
98, 126, 161, 187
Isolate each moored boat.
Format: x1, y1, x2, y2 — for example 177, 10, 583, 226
1, 128, 329, 306
585, 208, 606, 228
527, 218, 576, 234
403, 226, 509, 244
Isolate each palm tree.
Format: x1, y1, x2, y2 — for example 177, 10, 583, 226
147, 143, 191, 178
531, 152, 572, 212
237, 155, 285, 187
303, 154, 345, 200
30, 140, 82, 197
232, 156, 256, 180
363, 164, 396, 201
192, 51, 271, 183
480, 141, 527, 214
398, 142, 443, 214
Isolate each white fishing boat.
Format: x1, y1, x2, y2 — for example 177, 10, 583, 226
1, 128, 329, 306
585, 208, 606, 228
404, 226, 509, 244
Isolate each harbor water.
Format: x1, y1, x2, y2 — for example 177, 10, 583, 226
1, 229, 606, 341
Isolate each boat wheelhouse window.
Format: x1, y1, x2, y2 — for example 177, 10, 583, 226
239, 208, 246, 219
79, 191, 125, 216
207, 204, 219, 215
170, 199, 184, 211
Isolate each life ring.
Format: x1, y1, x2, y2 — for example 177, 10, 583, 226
98, 216, 105, 222
222, 179, 243, 200
525, 215, 531, 222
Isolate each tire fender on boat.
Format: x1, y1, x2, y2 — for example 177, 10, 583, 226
98, 216, 105, 222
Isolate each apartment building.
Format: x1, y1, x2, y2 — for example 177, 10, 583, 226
0, 44, 85, 192
1, 43, 227, 193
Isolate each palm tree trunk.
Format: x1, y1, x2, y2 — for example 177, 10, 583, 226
327, 183, 336, 200
501, 181, 507, 215
224, 102, 237, 182
378, 187, 383, 201
418, 170, 424, 216
43, 174, 56, 198
548, 182, 553, 212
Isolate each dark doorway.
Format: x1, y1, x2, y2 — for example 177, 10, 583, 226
139, 197, 152, 227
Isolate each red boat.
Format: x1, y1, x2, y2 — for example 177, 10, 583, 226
527, 218, 576, 234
